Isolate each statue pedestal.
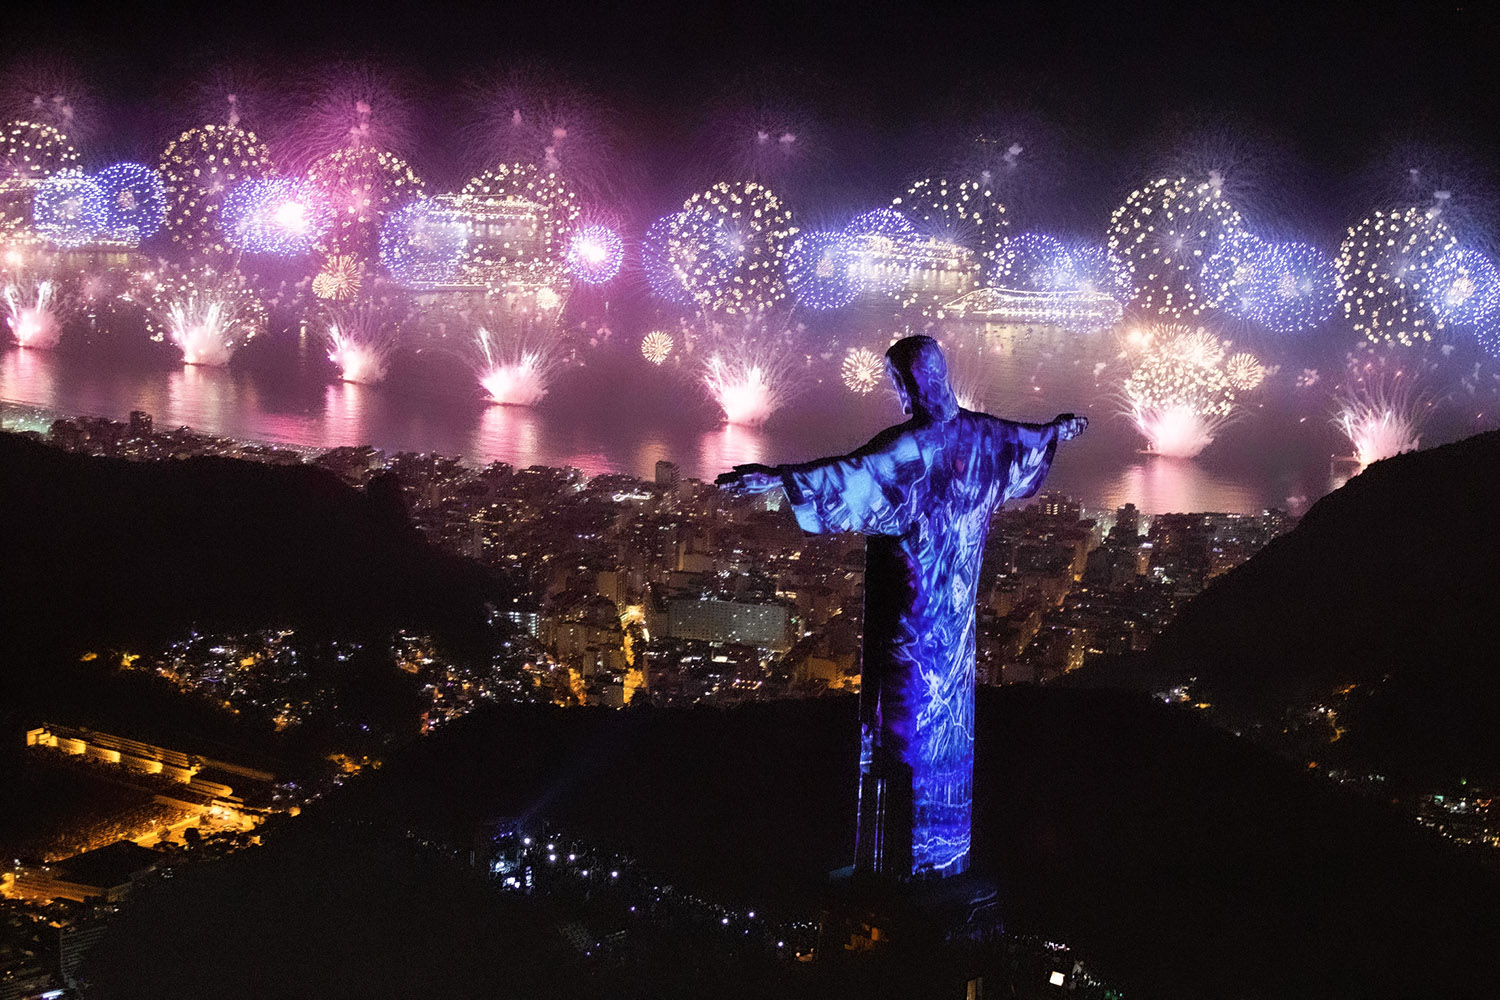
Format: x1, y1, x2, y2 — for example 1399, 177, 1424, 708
811, 868, 1006, 997
817, 866, 1003, 956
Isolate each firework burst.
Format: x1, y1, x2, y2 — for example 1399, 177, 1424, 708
32, 169, 105, 248
95, 163, 168, 247
642, 213, 694, 304
378, 199, 468, 285
1334, 349, 1432, 466
565, 224, 624, 285
892, 177, 1008, 257
784, 230, 857, 311
1055, 242, 1134, 303
3, 275, 62, 348
473, 322, 562, 406
0, 120, 79, 243
306, 146, 425, 262
0, 55, 95, 139
1108, 176, 1246, 318
1355, 139, 1500, 251
313, 255, 364, 301
134, 265, 267, 366
640, 329, 674, 365
1336, 207, 1456, 347
1225, 352, 1266, 390
452, 163, 580, 290
325, 302, 399, 383
845, 208, 915, 241
0, 119, 77, 186
1122, 325, 1254, 457
841, 346, 885, 394
158, 124, 275, 255
990, 231, 1071, 291
283, 62, 418, 172
704, 353, 780, 426
1425, 247, 1500, 327
699, 318, 807, 425
461, 66, 617, 198
222, 177, 335, 257
695, 71, 825, 189
667, 181, 796, 315
1230, 240, 1342, 334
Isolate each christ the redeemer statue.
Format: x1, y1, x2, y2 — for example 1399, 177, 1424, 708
717, 335, 1086, 880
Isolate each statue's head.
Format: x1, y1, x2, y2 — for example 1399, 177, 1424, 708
885, 335, 960, 423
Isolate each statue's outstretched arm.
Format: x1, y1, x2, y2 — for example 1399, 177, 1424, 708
715, 463, 782, 496
988, 413, 1087, 504
715, 430, 916, 537
1006, 413, 1088, 450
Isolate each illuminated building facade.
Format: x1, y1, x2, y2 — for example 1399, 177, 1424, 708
665, 598, 792, 651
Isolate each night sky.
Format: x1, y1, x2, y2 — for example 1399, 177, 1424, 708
10, 1, 1497, 176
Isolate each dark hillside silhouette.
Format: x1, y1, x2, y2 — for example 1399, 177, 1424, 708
1075, 430, 1500, 785
91, 690, 1494, 999
0, 432, 493, 654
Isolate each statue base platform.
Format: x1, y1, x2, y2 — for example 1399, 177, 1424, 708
817, 866, 1003, 958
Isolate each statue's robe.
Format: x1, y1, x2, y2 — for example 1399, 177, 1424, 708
780, 410, 1059, 877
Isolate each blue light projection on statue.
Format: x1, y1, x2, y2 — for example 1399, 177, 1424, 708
717, 336, 1086, 879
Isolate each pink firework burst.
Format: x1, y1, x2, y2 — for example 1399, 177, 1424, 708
324, 302, 399, 384
3, 276, 62, 348
473, 323, 562, 407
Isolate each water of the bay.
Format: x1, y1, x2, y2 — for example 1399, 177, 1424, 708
1, 326, 1366, 516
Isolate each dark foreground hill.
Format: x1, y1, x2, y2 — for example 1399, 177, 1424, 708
0, 432, 492, 654
1074, 430, 1500, 786
85, 689, 1500, 1000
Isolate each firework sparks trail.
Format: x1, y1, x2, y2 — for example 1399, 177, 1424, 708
1335, 351, 1431, 466
474, 325, 560, 406
699, 324, 807, 426
281, 62, 418, 172
134, 267, 266, 367
3, 277, 61, 347
460, 66, 618, 197
1122, 326, 1257, 458
325, 303, 398, 383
